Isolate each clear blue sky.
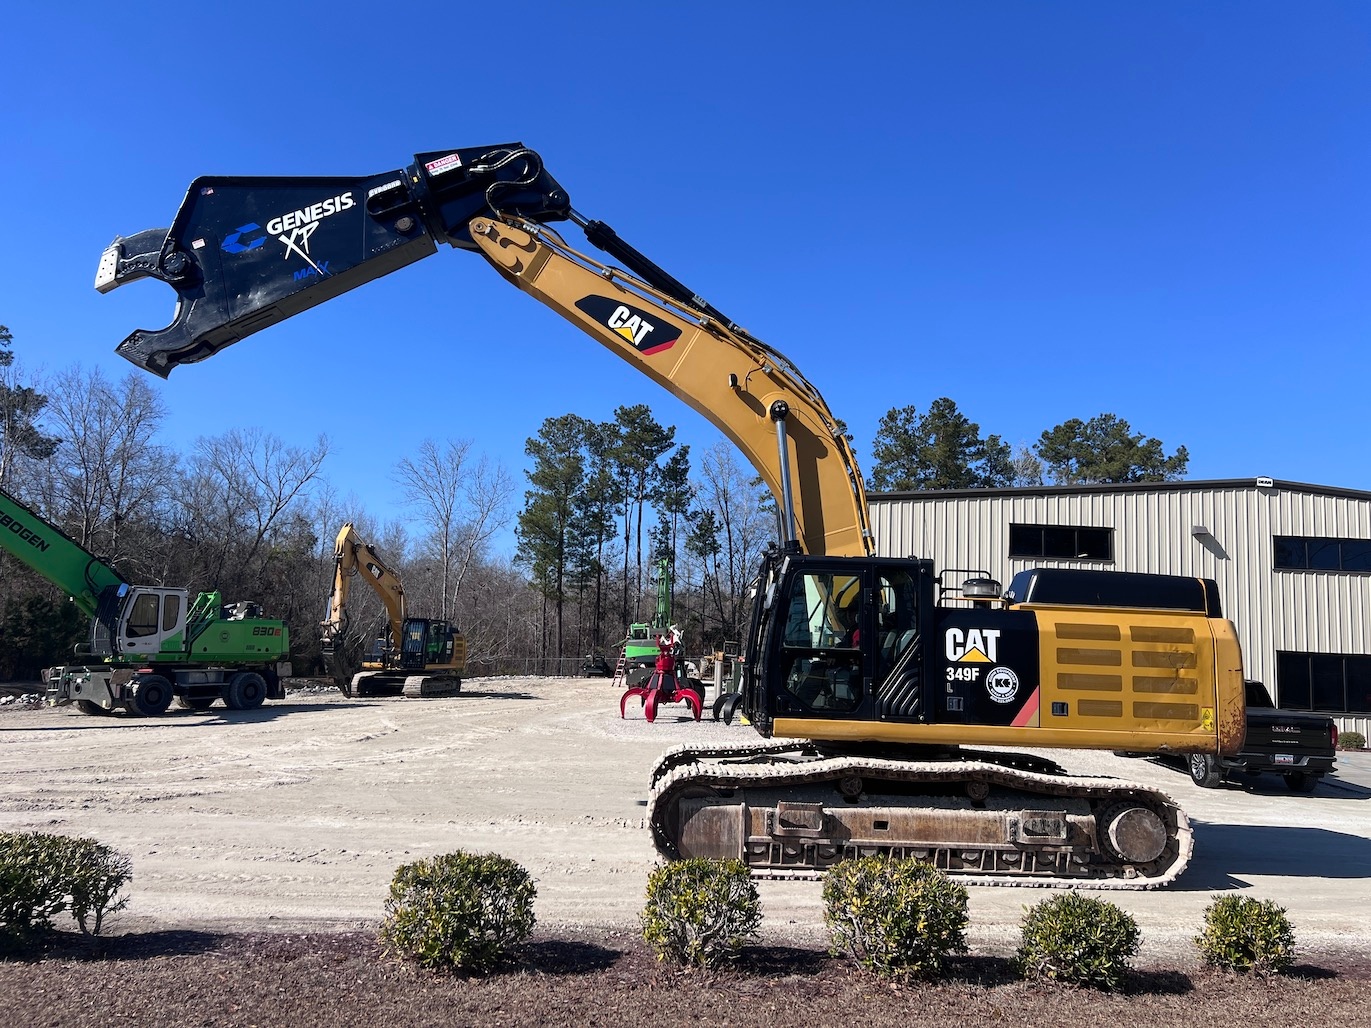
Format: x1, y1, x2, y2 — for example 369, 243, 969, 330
3, 2, 1368, 553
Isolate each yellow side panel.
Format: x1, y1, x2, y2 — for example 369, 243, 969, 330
773, 607, 1247, 756
1033, 607, 1224, 752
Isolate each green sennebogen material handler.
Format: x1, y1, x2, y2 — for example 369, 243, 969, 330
622, 557, 672, 684
0, 488, 291, 716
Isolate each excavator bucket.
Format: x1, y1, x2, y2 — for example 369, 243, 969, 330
94, 145, 570, 377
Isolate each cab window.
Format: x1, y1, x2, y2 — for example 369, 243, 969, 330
779, 571, 863, 712
875, 570, 919, 686
125, 593, 161, 638
161, 594, 181, 633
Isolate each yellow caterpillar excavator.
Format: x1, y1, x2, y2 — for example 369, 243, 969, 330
322, 523, 465, 698
96, 143, 1245, 886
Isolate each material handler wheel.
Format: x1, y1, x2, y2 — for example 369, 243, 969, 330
176, 695, 216, 711
225, 672, 267, 711
1285, 772, 1319, 793
75, 699, 115, 717
127, 675, 174, 717
1188, 753, 1224, 789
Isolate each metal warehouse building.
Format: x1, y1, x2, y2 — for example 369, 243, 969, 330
869, 478, 1371, 737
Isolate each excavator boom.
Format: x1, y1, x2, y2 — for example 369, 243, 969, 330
323, 522, 408, 654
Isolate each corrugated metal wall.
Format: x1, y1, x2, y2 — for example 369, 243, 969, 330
871, 482, 1371, 736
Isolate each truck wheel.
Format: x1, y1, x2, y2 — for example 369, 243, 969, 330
1188, 753, 1223, 788
127, 675, 174, 717
1286, 772, 1320, 793
225, 672, 267, 711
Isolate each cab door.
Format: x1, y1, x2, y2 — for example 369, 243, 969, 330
766, 560, 867, 720
868, 563, 931, 723
764, 557, 932, 725
116, 587, 187, 657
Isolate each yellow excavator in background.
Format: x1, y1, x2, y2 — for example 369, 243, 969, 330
321, 523, 465, 698
96, 143, 1245, 887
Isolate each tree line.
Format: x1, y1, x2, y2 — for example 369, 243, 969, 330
0, 328, 772, 679
0, 324, 1189, 680
867, 397, 1188, 491
513, 408, 773, 666
512, 398, 1188, 664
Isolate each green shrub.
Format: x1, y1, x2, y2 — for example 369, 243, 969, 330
1194, 894, 1296, 975
640, 858, 761, 968
0, 832, 71, 945
1338, 730, 1365, 751
0, 831, 131, 947
1015, 893, 1140, 990
380, 851, 536, 973
59, 837, 133, 936
822, 857, 969, 980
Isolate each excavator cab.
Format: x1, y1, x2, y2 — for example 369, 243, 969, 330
397, 618, 461, 673
746, 553, 943, 732
745, 552, 1243, 760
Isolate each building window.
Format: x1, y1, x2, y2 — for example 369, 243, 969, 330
1276, 650, 1371, 714
1009, 523, 1113, 561
1274, 535, 1371, 573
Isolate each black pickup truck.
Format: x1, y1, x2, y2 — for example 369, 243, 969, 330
1185, 680, 1338, 792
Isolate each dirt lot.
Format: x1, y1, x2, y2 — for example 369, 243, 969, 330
1, 676, 1369, 1024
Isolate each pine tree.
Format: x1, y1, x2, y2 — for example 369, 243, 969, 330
1035, 414, 1188, 484
869, 398, 1014, 491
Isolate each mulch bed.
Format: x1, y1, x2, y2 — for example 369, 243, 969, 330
0, 927, 1364, 1027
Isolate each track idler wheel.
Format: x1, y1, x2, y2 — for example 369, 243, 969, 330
1099, 803, 1168, 865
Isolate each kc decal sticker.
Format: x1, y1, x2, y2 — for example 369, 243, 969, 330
574, 296, 681, 355
984, 666, 1021, 704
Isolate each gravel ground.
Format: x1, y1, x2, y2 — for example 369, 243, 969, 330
2, 675, 1369, 1024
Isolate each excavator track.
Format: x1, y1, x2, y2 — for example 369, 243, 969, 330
402, 675, 461, 698
647, 743, 1192, 889
349, 673, 462, 699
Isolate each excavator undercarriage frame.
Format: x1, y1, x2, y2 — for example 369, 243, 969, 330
648, 742, 1191, 888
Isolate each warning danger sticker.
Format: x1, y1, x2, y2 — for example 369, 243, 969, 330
424, 153, 463, 177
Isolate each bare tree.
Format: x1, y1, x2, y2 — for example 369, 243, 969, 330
181, 428, 329, 594
39, 366, 176, 573
689, 441, 773, 645
458, 555, 541, 672
395, 440, 513, 620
